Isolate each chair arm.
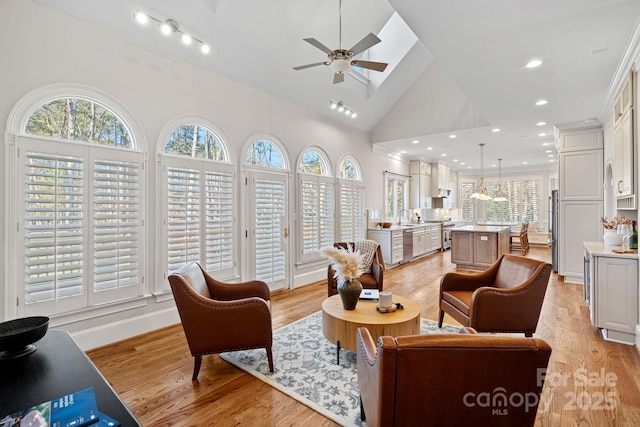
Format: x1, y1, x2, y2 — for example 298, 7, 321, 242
440, 257, 502, 292
206, 276, 271, 302
371, 262, 383, 290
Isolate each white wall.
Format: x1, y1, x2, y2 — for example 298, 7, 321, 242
0, 0, 408, 348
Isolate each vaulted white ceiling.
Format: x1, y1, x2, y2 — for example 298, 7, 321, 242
34, 0, 640, 172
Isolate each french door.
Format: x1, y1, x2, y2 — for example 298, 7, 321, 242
245, 170, 289, 291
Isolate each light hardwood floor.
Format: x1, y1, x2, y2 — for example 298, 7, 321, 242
87, 247, 640, 426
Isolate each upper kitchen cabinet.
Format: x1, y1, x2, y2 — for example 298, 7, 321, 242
557, 126, 604, 201
409, 160, 432, 208
556, 126, 603, 152
613, 70, 635, 209
431, 162, 451, 197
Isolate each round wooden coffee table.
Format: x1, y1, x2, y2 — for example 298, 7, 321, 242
321, 294, 420, 364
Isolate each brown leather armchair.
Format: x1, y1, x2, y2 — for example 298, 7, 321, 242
327, 242, 384, 297
438, 254, 552, 336
356, 327, 552, 427
168, 262, 274, 380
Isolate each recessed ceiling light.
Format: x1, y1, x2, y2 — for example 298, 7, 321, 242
460, 162, 465, 166
549, 159, 555, 163
548, 154, 554, 157
526, 59, 543, 69
545, 150, 552, 153
412, 140, 419, 144
491, 164, 497, 167
538, 132, 547, 137
453, 159, 459, 162
449, 134, 456, 139
441, 153, 447, 157
491, 128, 501, 133
522, 161, 528, 165
467, 166, 472, 169
542, 142, 551, 146
535, 99, 548, 106
427, 147, 433, 151
536, 121, 547, 126
401, 150, 406, 154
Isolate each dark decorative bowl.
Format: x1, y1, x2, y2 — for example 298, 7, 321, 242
0, 316, 49, 359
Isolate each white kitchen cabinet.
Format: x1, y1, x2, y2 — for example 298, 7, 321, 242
614, 108, 634, 198
583, 242, 638, 345
559, 149, 604, 201
614, 70, 634, 127
431, 162, 451, 197
556, 126, 604, 284
410, 172, 432, 208
412, 226, 427, 257
559, 201, 603, 283
368, 229, 404, 268
427, 224, 442, 252
557, 126, 603, 152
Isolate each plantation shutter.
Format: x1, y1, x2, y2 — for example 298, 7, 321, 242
338, 180, 366, 242
299, 175, 334, 262
167, 167, 201, 273
204, 170, 234, 271
93, 159, 140, 292
24, 152, 85, 306
254, 178, 286, 284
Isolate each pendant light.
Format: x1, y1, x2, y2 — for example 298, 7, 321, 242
493, 158, 508, 202
470, 143, 492, 200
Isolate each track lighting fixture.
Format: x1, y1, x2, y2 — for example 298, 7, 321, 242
329, 101, 357, 118
134, 11, 210, 55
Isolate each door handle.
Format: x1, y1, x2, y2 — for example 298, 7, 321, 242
284, 227, 289, 238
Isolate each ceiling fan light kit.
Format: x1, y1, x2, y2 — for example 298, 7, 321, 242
293, 0, 389, 84
133, 11, 210, 55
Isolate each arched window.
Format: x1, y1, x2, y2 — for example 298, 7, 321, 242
164, 124, 228, 161
163, 122, 234, 278
337, 156, 365, 241
245, 139, 285, 168
338, 157, 361, 180
26, 97, 132, 148
297, 148, 334, 262
16, 97, 143, 317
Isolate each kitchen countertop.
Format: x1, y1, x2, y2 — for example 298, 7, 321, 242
450, 225, 510, 233
583, 241, 639, 259
369, 222, 442, 231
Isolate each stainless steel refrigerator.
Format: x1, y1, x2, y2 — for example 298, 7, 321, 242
549, 189, 559, 273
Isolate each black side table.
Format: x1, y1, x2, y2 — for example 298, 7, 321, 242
0, 329, 141, 426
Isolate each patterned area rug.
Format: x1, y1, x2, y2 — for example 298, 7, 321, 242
220, 311, 460, 426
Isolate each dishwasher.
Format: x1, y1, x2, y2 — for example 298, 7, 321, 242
403, 228, 413, 262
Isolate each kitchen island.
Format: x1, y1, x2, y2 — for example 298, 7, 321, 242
450, 225, 510, 270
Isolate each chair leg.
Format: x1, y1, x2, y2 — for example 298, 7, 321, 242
438, 309, 445, 328
360, 395, 366, 421
192, 355, 202, 380
266, 347, 274, 373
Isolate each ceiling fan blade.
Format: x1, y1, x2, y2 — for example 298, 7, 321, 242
333, 72, 345, 84
351, 60, 388, 72
303, 38, 334, 55
293, 61, 327, 70
348, 33, 381, 55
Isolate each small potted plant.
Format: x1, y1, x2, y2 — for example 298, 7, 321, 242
320, 245, 365, 310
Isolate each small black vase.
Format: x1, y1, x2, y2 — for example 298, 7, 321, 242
337, 278, 363, 310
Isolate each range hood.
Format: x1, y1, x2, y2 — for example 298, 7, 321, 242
433, 188, 450, 198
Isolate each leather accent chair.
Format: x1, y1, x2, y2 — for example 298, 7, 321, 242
356, 327, 552, 427
327, 242, 384, 297
169, 262, 274, 380
438, 254, 552, 337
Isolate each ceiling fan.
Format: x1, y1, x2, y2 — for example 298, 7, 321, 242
293, 0, 389, 84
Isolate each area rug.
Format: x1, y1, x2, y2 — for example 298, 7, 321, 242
220, 311, 460, 426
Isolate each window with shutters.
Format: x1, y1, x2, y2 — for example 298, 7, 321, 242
297, 148, 334, 263
384, 172, 409, 221
461, 181, 476, 220
18, 96, 143, 316
164, 124, 234, 278
485, 178, 541, 223
337, 156, 365, 241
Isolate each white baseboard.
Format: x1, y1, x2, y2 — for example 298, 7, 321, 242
71, 307, 180, 351
293, 269, 325, 288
